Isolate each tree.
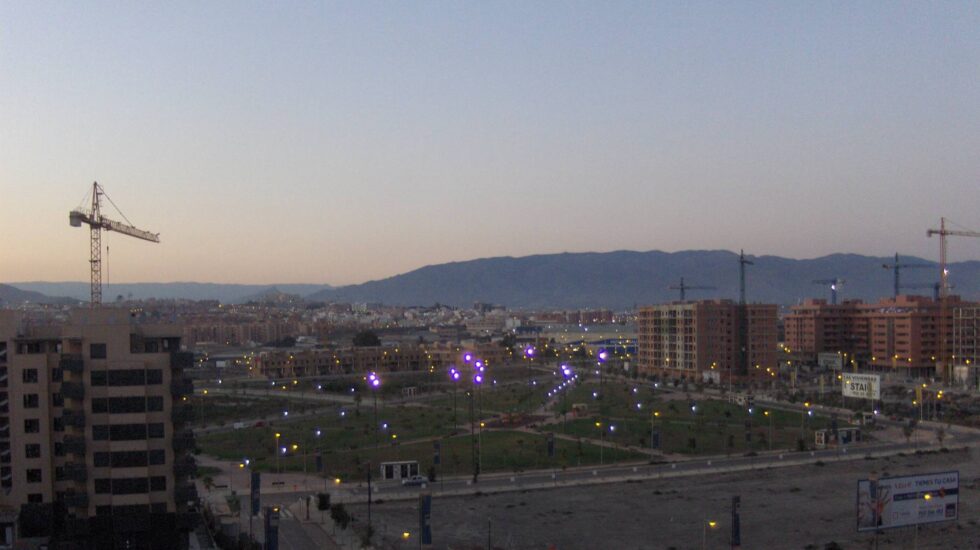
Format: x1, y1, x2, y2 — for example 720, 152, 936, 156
353, 331, 381, 347
902, 424, 914, 444
499, 333, 517, 353
329, 503, 351, 530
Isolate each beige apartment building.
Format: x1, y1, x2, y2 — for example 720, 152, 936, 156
636, 300, 778, 382
0, 309, 197, 548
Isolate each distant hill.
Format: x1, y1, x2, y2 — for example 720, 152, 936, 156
306, 250, 980, 309
5, 282, 330, 304
0, 284, 78, 306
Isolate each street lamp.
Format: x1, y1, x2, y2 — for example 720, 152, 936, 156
764, 410, 773, 451
368, 372, 382, 451
524, 346, 535, 414
560, 364, 574, 432
274, 432, 281, 473
702, 519, 717, 550
449, 366, 461, 433
471, 370, 484, 483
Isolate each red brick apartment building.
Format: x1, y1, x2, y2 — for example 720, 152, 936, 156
636, 300, 778, 382
785, 295, 978, 376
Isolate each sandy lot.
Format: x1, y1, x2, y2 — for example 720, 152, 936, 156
348, 447, 980, 549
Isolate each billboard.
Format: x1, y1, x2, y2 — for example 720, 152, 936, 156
856, 471, 958, 531
842, 374, 880, 400
818, 352, 843, 370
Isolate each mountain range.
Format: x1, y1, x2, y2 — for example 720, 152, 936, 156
6, 250, 979, 309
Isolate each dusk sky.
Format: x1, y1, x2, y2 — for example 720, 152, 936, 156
2, 2, 979, 286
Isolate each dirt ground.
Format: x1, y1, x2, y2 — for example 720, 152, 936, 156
349, 447, 980, 550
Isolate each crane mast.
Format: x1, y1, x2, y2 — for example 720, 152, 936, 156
926, 217, 980, 382
69, 182, 160, 306
668, 277, 715, 302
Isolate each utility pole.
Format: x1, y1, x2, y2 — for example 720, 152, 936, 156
737, 250, 754, 380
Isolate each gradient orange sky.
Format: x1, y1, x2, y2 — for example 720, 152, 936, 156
2, 3, 979, 286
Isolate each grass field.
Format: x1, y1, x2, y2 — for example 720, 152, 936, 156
188, 395, 317, 427
200, 429, 645, 481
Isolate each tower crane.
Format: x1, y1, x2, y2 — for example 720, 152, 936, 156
69, 182, 160, 306
668, 277, 715, 302
882, 253, 931, 299
927, 217, 980, 382
812, 278, 845, 305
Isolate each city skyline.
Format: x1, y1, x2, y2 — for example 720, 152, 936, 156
2, 3, 980, 286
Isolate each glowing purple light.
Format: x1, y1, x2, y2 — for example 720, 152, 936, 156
463, 353, 473, 363
598, 350, 609, 362
474, 374, 483, 385
525, 347, 535, 357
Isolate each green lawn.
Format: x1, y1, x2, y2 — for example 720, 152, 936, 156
188, 395, 317, 427
542, 381, 831, 455
201, 430, 645, 481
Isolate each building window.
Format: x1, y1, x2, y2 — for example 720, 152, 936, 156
150, 476, 166, 491
24, 419, 40, 433
148, 450, 166, 465
151, 502, 168, 514
90, 369, 164, 387
27, 494, 42, 503
22, 369, 38, 383
23, 394, 39, 409
54, 442, 64, 457
51, 367, 63, 382
90, 343, 107, 359
26, 469, 42, 483
93, 423, 152, 441
25, 444, 41, 459
94, 479, 111, 494
148, 423, 165, 439
52, 393, 64, 407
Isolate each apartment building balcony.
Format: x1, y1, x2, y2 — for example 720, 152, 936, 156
176, 512, 200, 530
171, 404, 195, 425
174, 484, 198, 503
60, 354, 85, 374
64, 436, 87, 455
0, 423, 9, 439
170, 378, 194, 398
173, 456, 197, 477
64, 462, 88, 482
61, 381, 85, 400
173, 431, 196, 453
63, 491, 89, 508
62, 409, 86, 428
170, 351, 194, 370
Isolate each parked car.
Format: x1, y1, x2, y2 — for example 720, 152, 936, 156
401, 475, 429, 486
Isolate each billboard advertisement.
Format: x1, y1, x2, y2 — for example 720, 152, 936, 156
842, 374, 880, 400
856, 471, 958, 531
818, 352, 843, 370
